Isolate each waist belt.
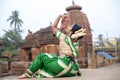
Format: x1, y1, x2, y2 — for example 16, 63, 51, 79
69, 56, 75, 62
59, 55, 75, 62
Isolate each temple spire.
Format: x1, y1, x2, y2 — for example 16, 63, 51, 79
72, 0, 75, 5
66, 0, 82, 11
50, 22, 52, 26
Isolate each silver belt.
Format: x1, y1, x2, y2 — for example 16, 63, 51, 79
59, 55, 67, 58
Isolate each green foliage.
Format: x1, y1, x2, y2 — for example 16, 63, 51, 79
0, 10, 23, 58
97, 34, 105, 49
95, 47, 119, 51
0, 29, 23, 56
0, 58, 8, 61
7, 10, 23, 30
117, 37, 120, 47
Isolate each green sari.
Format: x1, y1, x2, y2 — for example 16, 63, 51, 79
24, 30, 81, 78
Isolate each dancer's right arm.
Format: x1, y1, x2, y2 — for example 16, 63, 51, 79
52, 15, 62, 34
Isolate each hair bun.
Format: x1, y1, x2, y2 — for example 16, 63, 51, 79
71, 24, 82, 34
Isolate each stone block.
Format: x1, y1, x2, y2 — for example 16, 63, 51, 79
11, 61, 31, 75
0, 61, 9, 73
0, 64, 2, 77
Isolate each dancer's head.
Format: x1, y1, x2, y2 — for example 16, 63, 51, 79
63, 23, 86, 41
60, 13, 86, 41
60, 13, 71, 31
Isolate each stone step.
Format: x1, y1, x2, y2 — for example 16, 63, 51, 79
1, 71, 11, 77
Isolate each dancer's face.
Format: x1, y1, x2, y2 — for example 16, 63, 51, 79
61, 16, 71, 28
61, 14, 72, 35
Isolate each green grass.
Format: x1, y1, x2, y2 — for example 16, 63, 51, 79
94, 46, 120, 52
0, 58, 8, 61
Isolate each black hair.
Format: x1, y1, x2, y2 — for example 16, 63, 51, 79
71, 24, 82, 34
71, 24, 83, 40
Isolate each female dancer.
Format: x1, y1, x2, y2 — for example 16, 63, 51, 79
18, 14, 85, 79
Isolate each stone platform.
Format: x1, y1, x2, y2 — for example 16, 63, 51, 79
0, 63, 120, 80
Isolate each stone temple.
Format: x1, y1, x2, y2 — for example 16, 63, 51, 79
19, 3, 95, 68
0, 2, 119, 76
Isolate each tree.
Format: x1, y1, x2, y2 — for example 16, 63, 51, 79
0, 10, 23, 56
0, 38, 3, 46
0, 29, 23, 56
7, 10, 23, 30
98, 34, 104, 49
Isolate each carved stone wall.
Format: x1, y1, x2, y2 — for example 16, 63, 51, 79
20, 26, 59, 61
66, 4, 95, 68
19, 4, 95, 68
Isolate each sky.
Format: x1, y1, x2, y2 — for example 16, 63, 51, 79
0, 0, 120, 39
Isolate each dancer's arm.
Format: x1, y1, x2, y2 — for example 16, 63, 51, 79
52, 14, 67, 34
52, 15, 61, 34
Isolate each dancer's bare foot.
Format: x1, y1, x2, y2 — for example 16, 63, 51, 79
17, 74, 27, 79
